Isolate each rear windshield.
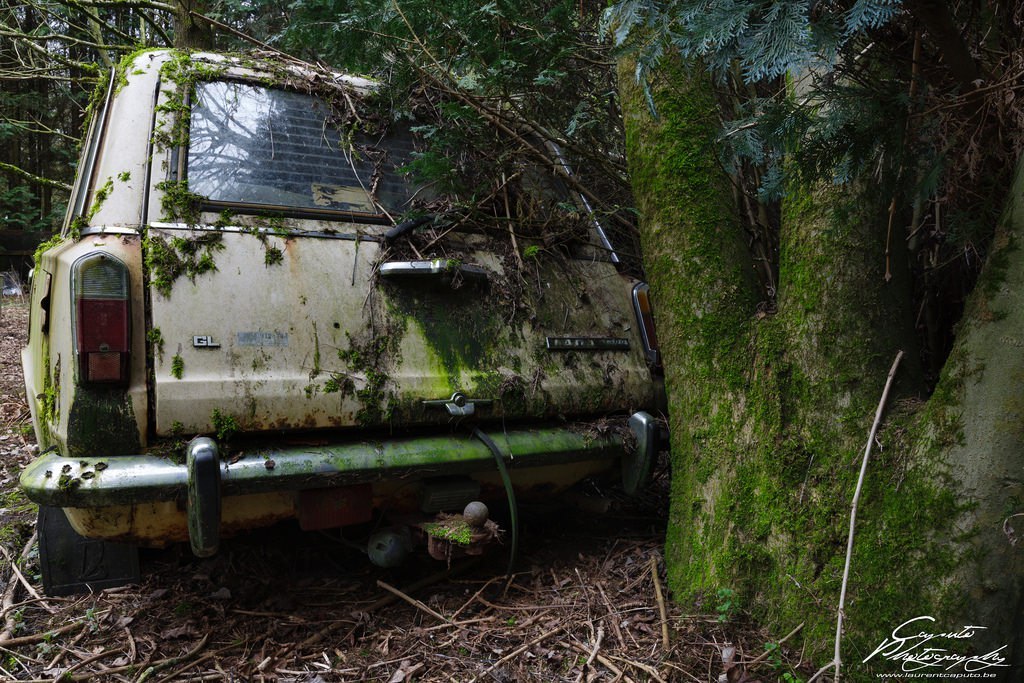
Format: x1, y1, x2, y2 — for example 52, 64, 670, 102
187, 81, 418, 218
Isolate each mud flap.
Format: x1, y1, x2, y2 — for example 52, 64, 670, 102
37, 506, 140, 596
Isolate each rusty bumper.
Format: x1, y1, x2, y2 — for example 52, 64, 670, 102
20, 418, 660, 554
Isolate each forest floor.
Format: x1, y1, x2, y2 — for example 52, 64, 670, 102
0, 298, 810, 682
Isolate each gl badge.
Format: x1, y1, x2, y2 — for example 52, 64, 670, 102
193, 335, 221, 348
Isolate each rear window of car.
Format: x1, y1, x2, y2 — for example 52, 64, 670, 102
187, 81, 418, 219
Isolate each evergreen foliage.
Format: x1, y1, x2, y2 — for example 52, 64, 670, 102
609, 0, 1024, 380
268, 0, 640, 265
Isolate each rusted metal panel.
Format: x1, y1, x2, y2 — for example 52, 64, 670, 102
298, 485, 373, 530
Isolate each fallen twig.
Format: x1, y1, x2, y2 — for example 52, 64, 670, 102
597, 582, 626, 649
134, 633, 209, 683
49, 645, 119, 683
468, 625, 562, 683
649, 556, 670, 653
45, 625, 87, 671
0, 531, 42, 642
605, 651, 666, 683
746, 621, 804, 667
576, 626, 605, 683
450, 576, 502, 620
376, 579, 450, 625
569, 641, 632, 682
0, 540, 52, 614
0, 619, 85, 648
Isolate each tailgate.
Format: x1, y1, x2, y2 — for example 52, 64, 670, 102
147, 225, 656, 436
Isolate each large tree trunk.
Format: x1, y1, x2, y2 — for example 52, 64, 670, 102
173, 0, 214, 49
620, 57, 1023, 679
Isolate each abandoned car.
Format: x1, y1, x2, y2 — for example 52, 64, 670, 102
19, 50, 665, 593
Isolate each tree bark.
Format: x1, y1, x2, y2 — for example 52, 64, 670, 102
173, 0, 213, 49
620, 56, 1023, 678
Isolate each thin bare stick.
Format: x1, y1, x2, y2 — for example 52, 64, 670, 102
809, 351, 904, 683
501, 173, 526, 273
376, 579, 450, 625
0, 539, 52, 613
570, 642, 634, 683
746, 621, 804, 666
134, 634, 209, 683
450, 576, 501, 620
46, 626, 87, 670
0, 620, 85, 648
648, 556, 670, 653
583, 626, 605, 672
604, 652, 667, 683
49, 646, 118, 682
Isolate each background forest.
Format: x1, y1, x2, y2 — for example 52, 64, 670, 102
2, 1, 1022, 680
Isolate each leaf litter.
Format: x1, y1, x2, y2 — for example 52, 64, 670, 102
0, 300, 811, 681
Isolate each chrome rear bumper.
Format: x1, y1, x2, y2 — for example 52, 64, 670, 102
21, 415, 659, 555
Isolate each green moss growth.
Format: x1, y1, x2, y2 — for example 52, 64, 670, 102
113, 47, 160, 94
151, 52, 229, 152
67, 215, 87, 240
156, 180, 204, 226
88, 177, 114, 219
147, 328, 165, 361
170, 353, 184, 379
41, 359, 60, 427
33, 234, 65, 267
422, 519, 473, 545
144, 231, 223, 297
212, 210, 235, 229
323, 328, 405, 425
264, 245, 284, 266
210, 408, 238, 442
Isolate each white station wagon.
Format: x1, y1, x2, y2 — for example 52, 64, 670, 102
20, 50, 665, 593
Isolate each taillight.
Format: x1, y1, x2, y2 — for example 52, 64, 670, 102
73, 253, 130, 385
632, 282, 661, 369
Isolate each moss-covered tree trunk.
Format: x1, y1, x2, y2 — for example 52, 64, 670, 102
620, 58, 1023, 679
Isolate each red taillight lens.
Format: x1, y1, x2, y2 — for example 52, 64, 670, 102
74, 253, 130, 385
632, 282, 661, 369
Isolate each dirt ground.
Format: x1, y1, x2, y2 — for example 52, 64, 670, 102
0, 298, 808, 682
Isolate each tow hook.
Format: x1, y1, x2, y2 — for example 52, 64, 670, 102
365, 502, 503, 568
420, 501, 502, 562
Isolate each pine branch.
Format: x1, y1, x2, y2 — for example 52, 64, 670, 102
388, 0, 633, 233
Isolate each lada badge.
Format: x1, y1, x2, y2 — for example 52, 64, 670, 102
545, 337, 630, 351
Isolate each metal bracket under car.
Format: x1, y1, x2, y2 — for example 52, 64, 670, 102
422, 392, 493, 417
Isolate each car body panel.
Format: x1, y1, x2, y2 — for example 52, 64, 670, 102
20, 49, 665, 556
